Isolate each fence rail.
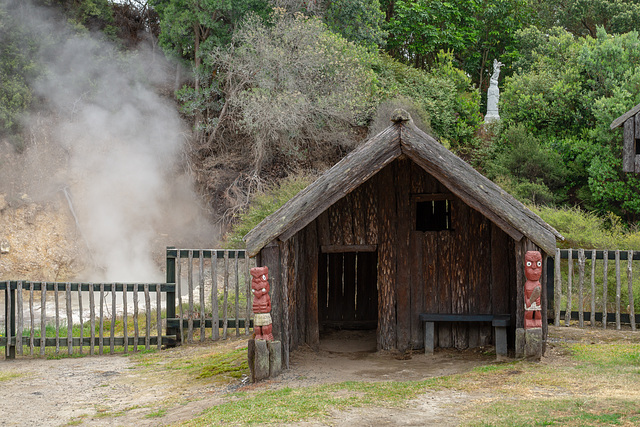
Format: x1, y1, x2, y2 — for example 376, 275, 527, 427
554, 249, 638, 330
2, 248, 255, 360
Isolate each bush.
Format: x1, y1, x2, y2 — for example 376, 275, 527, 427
223, 174, 313, 248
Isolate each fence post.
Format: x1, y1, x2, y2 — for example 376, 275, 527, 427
5, 282, 16, 359
165, 246, 178, 346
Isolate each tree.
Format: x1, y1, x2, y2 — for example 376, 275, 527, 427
323, 0, 387, 49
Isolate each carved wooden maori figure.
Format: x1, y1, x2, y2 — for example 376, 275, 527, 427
524, 251, 543, 329
251, 266, 274, 341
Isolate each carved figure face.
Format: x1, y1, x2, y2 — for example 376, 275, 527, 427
524, 251, 542, 281
250, 266, 269, 298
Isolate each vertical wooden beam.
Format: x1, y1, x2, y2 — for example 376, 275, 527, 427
144, 283, 151, 350
578, 249, 585, 328
628, 250, 636, 331
245, 252, 252, 336
409, 232, 424, 349
41, 282, 47, 356
188, 250, 194, 343
177, 251, 184, 344
133, 283, 139, 352
67, 282, 73, 355
235, 252, 240, 337
99, 283, 104, 355
165, 247, 177, 346
423, 233, 438, 347
280, 240, 291, 369
554, 248, 561, 326
306, 220, 320, 350
542, 253, 548, 351
223, 251, 229, 340
591, 249, 597, 328
624, 117, 636, 172
437, 231, 452, 348
452, 201, 469, 350
565, 250, 573, 326
396, 158, 411, 352
17, 281, 23, 356
515, 240, 524, 330
200, 252, 206, 341
363, 178, 379, 245
615, 250, 621, 330
110, 283, 116, 354
377, 163, 397, 350
211, 251, 218, 340
603, 250, 609, 329
29, 282, 35, 355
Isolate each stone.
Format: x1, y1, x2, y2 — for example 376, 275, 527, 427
0, 239, 9, 254
524, 328, 543, 360
248, 339, 256, 382
254, 339, 270, 381
268, 340, 282, 378
515, 327, 525, 358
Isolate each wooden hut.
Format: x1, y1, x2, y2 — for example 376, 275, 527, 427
244, 110, 563, 366
610, 103, 640, 173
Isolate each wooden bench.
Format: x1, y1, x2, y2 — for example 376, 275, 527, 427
419, 313, 510, 357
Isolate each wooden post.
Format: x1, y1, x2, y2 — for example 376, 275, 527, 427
89, 283, 95, 355
188, 250, 194, 343
603, 250, 608, 329
177, 251, 184, 344
41, 282, 46, 356
615, 250, 621, 330
223, 251, 229, 339
591, 249, 596, 328
123, 284, 128, 353
565, 250, 572, 326
110, 283, 116, 354
578, 249, 585, 328
235, 253, 240, 337
211, 251, 219, 340
29, 282, 34, 355
165, 246, 178, 346
17, 281, 23, 356
67, 282, 73, 355
133, 283, 139, 352
144, 283, 151, 350
199, 251, 205, 342
555, 248, 561, 326
55, 282, 60, 354
628, 250, 636, 331
78, 283, 84, 354
280, 240, 291, 369
245, 252, 252, 336
99, 283, 104, 355
157, 283, 162, 350
5, 282, 15, 359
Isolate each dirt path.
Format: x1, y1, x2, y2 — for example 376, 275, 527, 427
2, 327, 637, 426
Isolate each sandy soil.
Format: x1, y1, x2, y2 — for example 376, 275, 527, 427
1, 326, 638, 427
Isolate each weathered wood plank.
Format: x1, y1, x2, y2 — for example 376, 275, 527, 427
492, 225, 511, 316
578, 249, 585, 327
616, 250, 621, 330
188, 250, 194, 343
629, 250, 636, 331
223, 251, 229, 340
211, 252, 219, 340
452, 201, 469, 350
157, 281, 162, 350
409, 232, 424, 349
623, 117, 635, 172
352, 185, 366, 245
317, 211, 331, 247
67, 282, 73, 355
235, 254, 240, 337
122, 280, 127, 354
111, 281, 116, 353
423, 233, 439, 347
305, 220, 320, 350
555, 248, 561, 327
280, 240, 291, 369
477, 215, 493, 346
363, 178, 379, 246
603, 250, 608, 329
145, 283, 151, 350
245, 254, 252, 336
133, 283, 139, 352
437, 231, 452, 348
328, 200, 343, 246
396, 158, 411, 351
200, 252, 206, 341
566, 249, 573, 326
17, 281, 23, 356
177, 254, 184, 344
591, 249, 597, 328
377, 163, 397, 350
29, 282, 34, 355
99, 283, 104, 355
41, 282, 46, 356
515, 241, 525, 330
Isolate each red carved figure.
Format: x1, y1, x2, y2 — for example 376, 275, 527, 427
251, 266, 273, 341
524, 251, 543, 329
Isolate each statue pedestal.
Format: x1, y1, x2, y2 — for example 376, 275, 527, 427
515, 327, 542, 360
248, 339, 282, 382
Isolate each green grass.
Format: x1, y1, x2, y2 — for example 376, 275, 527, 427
569, 343, 640, 368
0, 370, 22, 382
145, 408, 167, 418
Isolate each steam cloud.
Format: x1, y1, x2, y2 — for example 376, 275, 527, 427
3, 1, 216, 281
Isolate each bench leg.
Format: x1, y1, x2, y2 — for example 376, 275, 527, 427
424, 322, 434, 355
495, 326, 507, 357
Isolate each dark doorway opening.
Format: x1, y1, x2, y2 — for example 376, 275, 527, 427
318, 251, 378, 331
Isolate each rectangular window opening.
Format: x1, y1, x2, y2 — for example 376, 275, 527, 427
416, 199, 451, 232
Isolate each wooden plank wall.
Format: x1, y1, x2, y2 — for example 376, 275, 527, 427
261, 158, 519, 353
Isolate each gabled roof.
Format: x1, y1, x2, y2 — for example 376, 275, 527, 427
611, 102, 640, 129
244, 110, 563, 256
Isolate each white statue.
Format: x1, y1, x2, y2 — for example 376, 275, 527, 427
485, 59, 503, 123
